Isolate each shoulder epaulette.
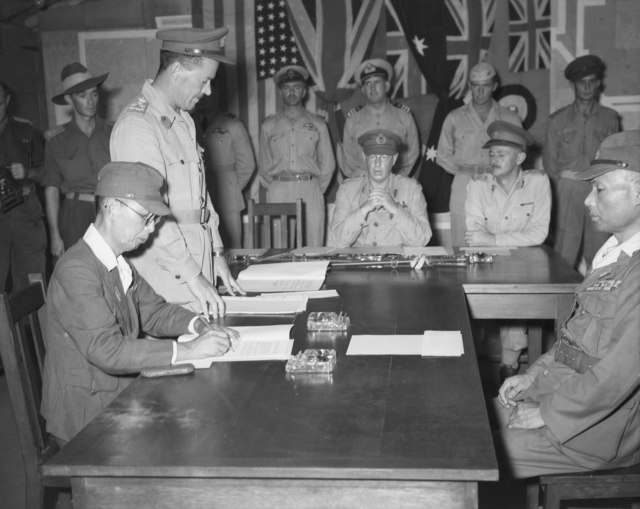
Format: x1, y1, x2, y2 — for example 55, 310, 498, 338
549, 104, 571, 119
525, 168, 546, 176
347, 105, 364, 117
12, 116, 33, 126
472, 173, 493, 183
127, 95, 149, 114
44, 125, 65, 141
392, 101, 412, 114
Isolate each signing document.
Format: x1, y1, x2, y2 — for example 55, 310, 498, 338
237, 261, 330, 292
176, 324, 294, 368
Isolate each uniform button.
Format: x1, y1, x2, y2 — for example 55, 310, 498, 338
175, 275, 181, 279
543, 369, 549, 375
180, 159, 184, 164
373, 222, 378, 227
372, 241, 377, 246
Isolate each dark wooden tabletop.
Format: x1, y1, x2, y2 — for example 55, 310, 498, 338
44, 268, 499, 483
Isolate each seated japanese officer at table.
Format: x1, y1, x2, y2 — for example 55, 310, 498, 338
494, 131, 640, 479
41, 161, 239, 444
465, 120, 551, 381
328, 129, 431, 247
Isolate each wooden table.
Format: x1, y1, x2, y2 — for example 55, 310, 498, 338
43, 246, 580, 508
44, 272, 497, 509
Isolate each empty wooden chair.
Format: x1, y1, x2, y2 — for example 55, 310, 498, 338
246, 198, 303, 249
0, 275, 69, 509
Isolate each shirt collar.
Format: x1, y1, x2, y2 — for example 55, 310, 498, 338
592, 231, 640, 270
142, 80, 184, 129
83, 223, 118, 271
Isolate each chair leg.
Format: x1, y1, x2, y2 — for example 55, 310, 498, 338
525, 479, 541, 509
24, 471, 44, 509
542, 485, 562, 509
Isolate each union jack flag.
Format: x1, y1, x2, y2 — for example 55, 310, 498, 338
445, 0, 496, 99
508, 0, 551, 73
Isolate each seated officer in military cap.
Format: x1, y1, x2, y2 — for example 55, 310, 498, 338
42, 161, 240, 443
494, 130, 640, 479
341, 58, 419, 178
258, 64, 335, 246
544, 54, 620, 272
43, 62, 113, 259
329, 129, 431, 247
437, 62, 521, 248
465, 120, 551, 380
111, 27, 245, 318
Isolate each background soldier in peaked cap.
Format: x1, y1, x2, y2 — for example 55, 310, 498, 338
494, 130, 640, 478
465, 120, 551, 381
544, 54, 620, 272
329, 128, 431, 247
258, 64, 335, 246
341, 58, 420, 178
43, 62, 113, 259
111, 27, 245, 317
437, 61, 521, 248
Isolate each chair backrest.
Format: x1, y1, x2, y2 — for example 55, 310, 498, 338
0, 275, 55, 479
246, 198, 303, 249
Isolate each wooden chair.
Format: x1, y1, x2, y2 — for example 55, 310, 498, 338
526, 463, 640, 509
0, 275, 69, 509
246, 198, 303, 249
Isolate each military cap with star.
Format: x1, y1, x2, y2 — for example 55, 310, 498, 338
355, 58, 393, 86
156, 27, 233, 64
273, 65, 309, 86
358, 129, 401, 155
564, 54, 605, 82
482, 120, 534, 151
579, 131, 640, 180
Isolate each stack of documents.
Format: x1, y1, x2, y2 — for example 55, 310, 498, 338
222, 295, 308, 314
237, 260, 330, 292
346, 330, 464, 357
175, 324, 294, 368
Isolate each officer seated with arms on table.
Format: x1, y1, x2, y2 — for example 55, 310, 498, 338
493, 131, 640, 478
465, 120, 551, 381
41, 161, 239, 444
328, 129, 431, 247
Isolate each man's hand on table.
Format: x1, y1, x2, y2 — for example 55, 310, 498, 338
214, 256, 246, 297
465, 230, 496, 247
176, 321, 240, 361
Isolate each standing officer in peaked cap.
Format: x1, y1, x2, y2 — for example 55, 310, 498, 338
329, 128, 431, 247
42, 161, 239, 443
341, 58, 420, 179
544, 54, 620, 272
43, 62, 113, 259
495, 131, 640, 478
111, 27, 246, 317
465, 120, 551, 381
258, 64, 335, 246
437, 61, 521, 248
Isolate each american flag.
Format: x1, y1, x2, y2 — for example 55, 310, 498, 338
445, 0, 496, 99
508, 0, 551, 73
255, 0, 300, 79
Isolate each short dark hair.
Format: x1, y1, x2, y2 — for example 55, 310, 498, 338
158, 51, 204, 74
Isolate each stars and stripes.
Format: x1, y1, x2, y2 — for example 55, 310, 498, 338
508, 0, 551, 73
255, 0, 300, 79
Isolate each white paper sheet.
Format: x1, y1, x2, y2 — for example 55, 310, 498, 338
346, 335, 424, 355
175, 324, 294, 368
259, 290, 339, 299
227, 248, 269, 257
237, 261, 329, 292
222, 296, 308, 314
422, 330, 464, 357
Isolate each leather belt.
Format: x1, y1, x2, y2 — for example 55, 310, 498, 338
172, 208, 210, 225
272, 173, 314, 182
65, 192, 95, 202
555, 336, 600, 374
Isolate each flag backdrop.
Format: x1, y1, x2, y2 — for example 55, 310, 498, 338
202, 0, 548, 213
507, 0, 551, 73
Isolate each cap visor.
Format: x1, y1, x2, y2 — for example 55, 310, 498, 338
136, 199, 171, 216
577, 163, 616, 180
482, 139, 524, 151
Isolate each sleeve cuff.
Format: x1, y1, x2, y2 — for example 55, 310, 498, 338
170, 341, 178, 365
